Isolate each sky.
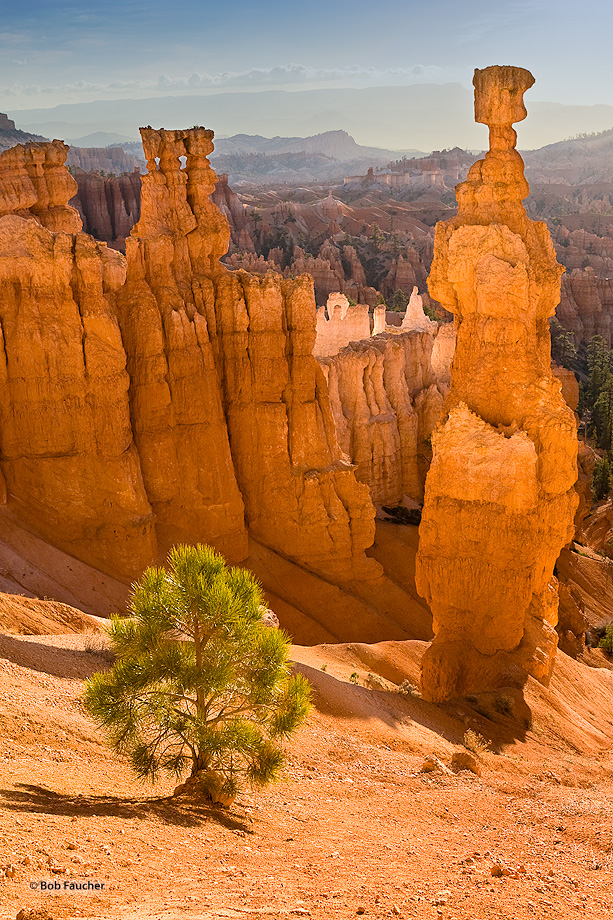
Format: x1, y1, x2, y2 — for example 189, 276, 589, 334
0, 0, 612, 112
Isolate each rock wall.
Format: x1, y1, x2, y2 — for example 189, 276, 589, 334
0, 141, 156, 578
415, 66, 579, 702
71, 169, 142, 249
540, 220, 613, 346
116, 127, 249, 565
211, 173, 249, 245
557, 270, 613, 346
0, 131, 380, 588
320, 323, 454, 505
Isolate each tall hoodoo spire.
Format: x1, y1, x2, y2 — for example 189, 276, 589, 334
415, 66, 579, 702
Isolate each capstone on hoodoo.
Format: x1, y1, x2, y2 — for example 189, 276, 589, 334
415, 66, 579, 702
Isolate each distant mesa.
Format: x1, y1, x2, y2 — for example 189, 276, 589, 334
65, 131, 140, 147
343, 148, 475, 190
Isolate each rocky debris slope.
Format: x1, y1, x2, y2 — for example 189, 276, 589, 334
415, 66, 579, 702
1, 616, 612, 920
0, 593, 99, 635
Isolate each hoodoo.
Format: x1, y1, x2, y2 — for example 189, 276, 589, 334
415, 66, 579, 702
0, 130, 379, 587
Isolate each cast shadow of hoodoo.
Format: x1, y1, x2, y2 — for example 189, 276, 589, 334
293, 656, 532, 754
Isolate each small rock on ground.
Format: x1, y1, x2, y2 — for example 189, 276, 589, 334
451, 751, 482, 775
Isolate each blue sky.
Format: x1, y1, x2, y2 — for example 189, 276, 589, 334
0, 0, 611, 110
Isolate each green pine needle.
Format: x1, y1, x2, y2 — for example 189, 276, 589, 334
83, 544, 311, 800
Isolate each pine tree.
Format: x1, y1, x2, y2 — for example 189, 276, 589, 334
84, 544, 311, 804
370, 223, 385, 250
592, 456, 612, 501
550, 318, 576, 367
582, 336, 613, 447
586, 335, 612, 409
391, 289, 409, 312
592, 377, 613, 449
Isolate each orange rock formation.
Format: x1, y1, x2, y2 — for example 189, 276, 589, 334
0, 140, 155, 578
320, 325, 453, 504
0, 131, 379, 586
415, 66, 579, 702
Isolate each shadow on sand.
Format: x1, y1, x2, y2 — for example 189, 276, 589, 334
0, 783, 253, 832
0, 633, 112, 680
295, 661, 531, 751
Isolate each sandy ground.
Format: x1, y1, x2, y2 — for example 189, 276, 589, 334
0, 629, 612, 920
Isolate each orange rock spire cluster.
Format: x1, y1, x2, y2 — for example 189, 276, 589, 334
415, 66, 579, 702
0, 132, 378, 584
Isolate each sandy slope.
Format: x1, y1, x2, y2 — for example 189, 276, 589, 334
0, 596, 100, 637
0, 627, 612, 920
0, 510, 129, 617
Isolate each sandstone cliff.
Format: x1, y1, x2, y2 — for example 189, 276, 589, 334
211, 173, 249, 245
415, 67, 579, 702
558, 269, 613, 345
320, 323, 454, 505
0, 132, 383, 597
0, 140, 156, 578
122, 126, 379, 582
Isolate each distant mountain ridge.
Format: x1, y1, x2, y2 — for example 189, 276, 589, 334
65, 131, 137, 147
523, 128, 613, 184
212, 130, 422, 160
9, 83, 613, 151
61, 130, 425, 186
207, 130, 425, 184
60, 124, 613, 188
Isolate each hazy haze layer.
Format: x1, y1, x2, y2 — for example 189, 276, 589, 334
10, 85, 613, 153
2, 0, 613, 150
